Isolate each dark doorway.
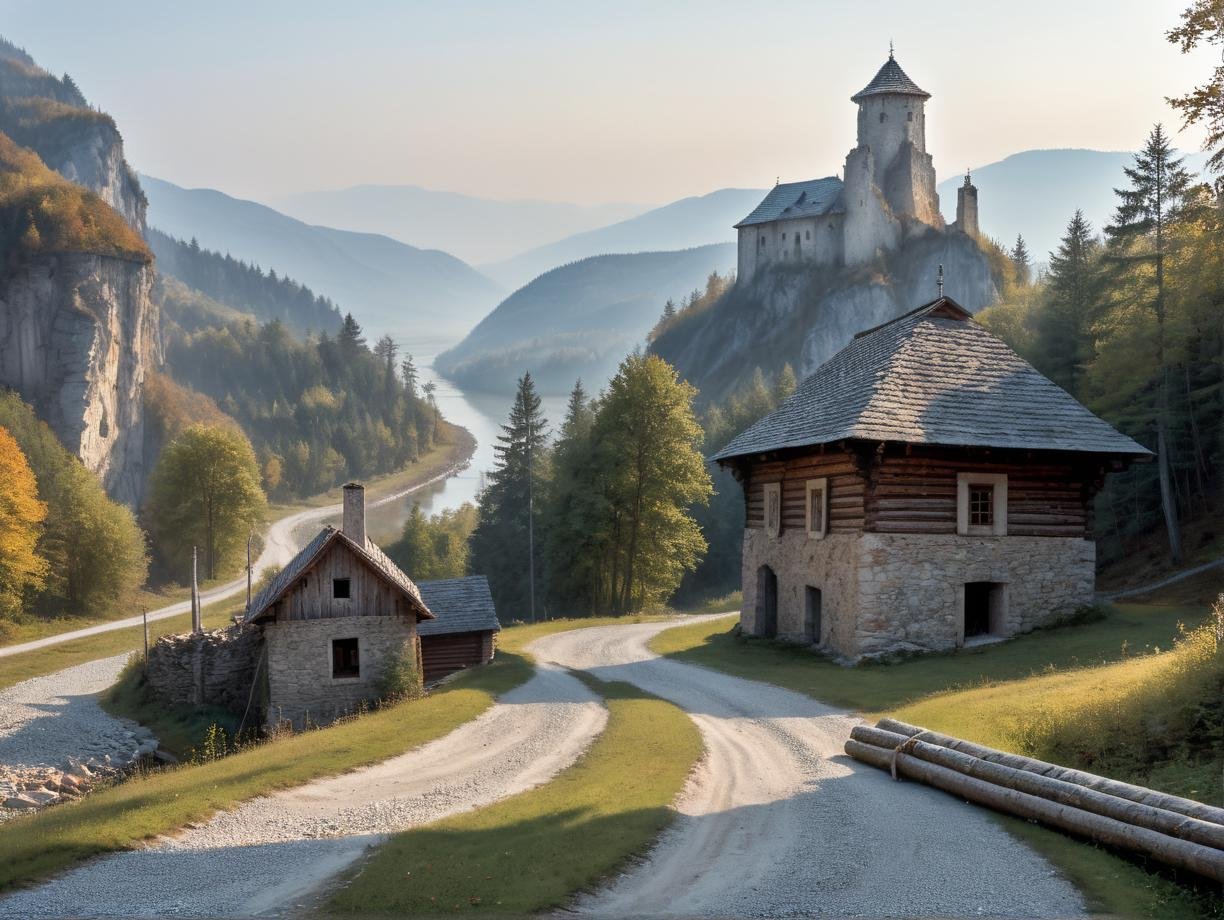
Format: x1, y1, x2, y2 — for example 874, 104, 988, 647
804, 586, 822, 645
756, 566, 778, 638
964, 582, 1005, 639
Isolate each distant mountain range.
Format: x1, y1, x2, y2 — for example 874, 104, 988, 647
937, 148, 1212, 264
270, 185, 648, 265
141, 175, 503, 345
479, 188, 766, 290
436, 243, 737, 395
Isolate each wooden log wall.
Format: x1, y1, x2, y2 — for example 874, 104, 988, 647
741, 445, 1098, 538
275, 541, 408, 621
421, 630, 495, 683
744, 450, 865, 533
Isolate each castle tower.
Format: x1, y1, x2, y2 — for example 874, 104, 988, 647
848, 49, 943, 229
956, 170, 979, 237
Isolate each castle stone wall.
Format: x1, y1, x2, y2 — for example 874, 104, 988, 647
264, 614, 416, 729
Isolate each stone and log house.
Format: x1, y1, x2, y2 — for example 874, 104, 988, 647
147, 483, 500, 729
713, 296, 1150, 661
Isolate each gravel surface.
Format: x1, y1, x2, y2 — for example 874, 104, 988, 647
0, 661, 606, 918
0, 655, 138, 772
531, 618, 1086, 919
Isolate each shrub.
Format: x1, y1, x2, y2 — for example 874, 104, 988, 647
378, 648, 424, 703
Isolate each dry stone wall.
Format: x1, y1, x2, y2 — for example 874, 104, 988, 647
146, 625, 263, 716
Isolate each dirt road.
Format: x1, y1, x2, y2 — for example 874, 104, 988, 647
0, 662, 606, 917
532, 620, 1084, 919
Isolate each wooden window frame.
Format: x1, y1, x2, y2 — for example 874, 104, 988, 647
805, 478, 828, 539
763, 482, 782, 539
957, 472, 1007, 536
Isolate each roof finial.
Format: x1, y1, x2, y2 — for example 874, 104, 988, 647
889, 39, 895, 60
964, 167, 972, 186
936, 263, 945, 298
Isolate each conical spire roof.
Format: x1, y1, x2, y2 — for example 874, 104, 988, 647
851, 52, 930, 103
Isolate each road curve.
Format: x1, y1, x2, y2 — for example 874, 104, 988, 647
0, 463, 463, 661
0, 662, 606, 918
531, 619, 1085, 919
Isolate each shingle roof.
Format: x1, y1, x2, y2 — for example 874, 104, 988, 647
851, 55, 930, 103
417, 576, 501, 636
712, 298, 1152, 462
245, 526, 434, 622
735, 177, 844, 229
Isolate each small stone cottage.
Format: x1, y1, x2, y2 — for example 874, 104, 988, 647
712, 296, 1150, 660
148, 483, 501, 729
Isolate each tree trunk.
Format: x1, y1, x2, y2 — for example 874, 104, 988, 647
1156, 419, 1183, 564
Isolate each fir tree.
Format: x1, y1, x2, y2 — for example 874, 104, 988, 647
1035, 211, 1100, 393
1010, 234, 1032, 285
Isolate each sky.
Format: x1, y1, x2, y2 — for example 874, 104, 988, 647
0, 0, 1213, 206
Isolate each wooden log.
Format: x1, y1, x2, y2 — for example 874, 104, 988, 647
843, 738, 1224, 882
878, 719, 1224, 827
850, 726, 1224, 851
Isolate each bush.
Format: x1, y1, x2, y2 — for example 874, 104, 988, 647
377, 649, 423, 702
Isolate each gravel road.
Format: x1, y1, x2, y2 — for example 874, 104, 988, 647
0, 661, 606, 918
531, 619, 1085, 919
0, 655, 140, 773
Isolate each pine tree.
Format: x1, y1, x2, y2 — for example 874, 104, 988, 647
469, 373, 549, 618
338, 313, 366, 356
1036, 211, 1100, 393
401, 354, 419, 398
1010, 234, 1032, 285
774, 363, 798, 403
1105, 123, 1194, 563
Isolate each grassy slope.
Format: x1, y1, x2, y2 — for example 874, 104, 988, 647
0, 426, 474, 663
649, 601, 1222, 920
0, 651, 532, 893
326, 677, 703, 916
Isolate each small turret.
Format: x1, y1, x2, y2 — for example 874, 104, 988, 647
955, 169, 979, 238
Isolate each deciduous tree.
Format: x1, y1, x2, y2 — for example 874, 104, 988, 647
0, 425, 47, 621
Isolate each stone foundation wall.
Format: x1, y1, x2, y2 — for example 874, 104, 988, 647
741, 529, 860, 654
146, 625, 262, 715
264, 615, 416, 729
854, 533, 1096, 658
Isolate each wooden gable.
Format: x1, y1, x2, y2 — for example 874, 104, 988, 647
272, 537, 417, 622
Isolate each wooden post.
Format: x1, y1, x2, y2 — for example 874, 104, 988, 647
142, 607, 149, 672
191, 545, 202, 634
246, 532, 253, 616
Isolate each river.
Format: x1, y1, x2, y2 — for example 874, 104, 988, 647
363, 354, 569, 544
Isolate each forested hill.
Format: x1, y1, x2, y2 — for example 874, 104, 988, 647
141, 175, 504, 342
436, 242, 736, 395
149, 229, 341, 335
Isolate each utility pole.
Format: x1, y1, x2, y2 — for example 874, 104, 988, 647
142, 608, 149, 672
246, 532, 253, 615
527, 416, 536, 623
191, 545, 202, 634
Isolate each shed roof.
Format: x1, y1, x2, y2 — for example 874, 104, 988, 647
851, 55, 931, 103
244, 526, 434, 623
417, 576, 501, 636
735, 177, 844, 229
712, 298, 1152, 462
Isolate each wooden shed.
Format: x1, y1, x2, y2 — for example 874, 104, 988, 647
416, 576, 500, 683
713, 297, 1151, 661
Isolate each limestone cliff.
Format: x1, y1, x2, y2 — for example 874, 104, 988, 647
652, 228, 998, 406
0, 252, 157, 505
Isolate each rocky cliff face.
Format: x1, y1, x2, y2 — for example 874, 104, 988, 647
652, 227, 998, 406
0, 253, 157, 505
47, 122, 147, 234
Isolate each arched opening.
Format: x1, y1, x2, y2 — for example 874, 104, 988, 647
755, 565, 778, 638
793, 233, 801, 260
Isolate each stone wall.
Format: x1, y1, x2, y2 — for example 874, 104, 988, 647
263, 615, 416, 729
146, 624, 263, 716
741, 529, 860, 653
854, 533, 1096, 658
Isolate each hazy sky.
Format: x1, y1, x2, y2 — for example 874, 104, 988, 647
0, 0, 1213, 205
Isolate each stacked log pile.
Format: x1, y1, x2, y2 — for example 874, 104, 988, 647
845, 718, 1224, 882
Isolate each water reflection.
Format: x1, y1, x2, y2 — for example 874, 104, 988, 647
364, 354, 569, 544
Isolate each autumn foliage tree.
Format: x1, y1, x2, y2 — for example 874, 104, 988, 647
145, 425, 266, 581
0, 424, 47, 622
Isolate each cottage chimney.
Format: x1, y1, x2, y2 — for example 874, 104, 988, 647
342, 482, 367, 546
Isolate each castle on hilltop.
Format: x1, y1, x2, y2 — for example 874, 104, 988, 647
735, 51, 979, 284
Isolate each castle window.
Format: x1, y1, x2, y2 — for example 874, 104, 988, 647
907, 111, 913, 122
781, 232, 786, 240
759, 235, 765, 247
805, 230, 810, 240
957, 473, 1008, 536
879, 112, 886, 123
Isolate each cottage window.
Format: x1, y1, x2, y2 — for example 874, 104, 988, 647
763, 482, 782, 538
957, 473, 1007, 536
332, 577, 351, 599
805, 478, 828, 538
331, 637, 360, 678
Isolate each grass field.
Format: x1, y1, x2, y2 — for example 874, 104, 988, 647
0, 652, 532, 893
326, 676, 703, 916
649, 599, 1222, 920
